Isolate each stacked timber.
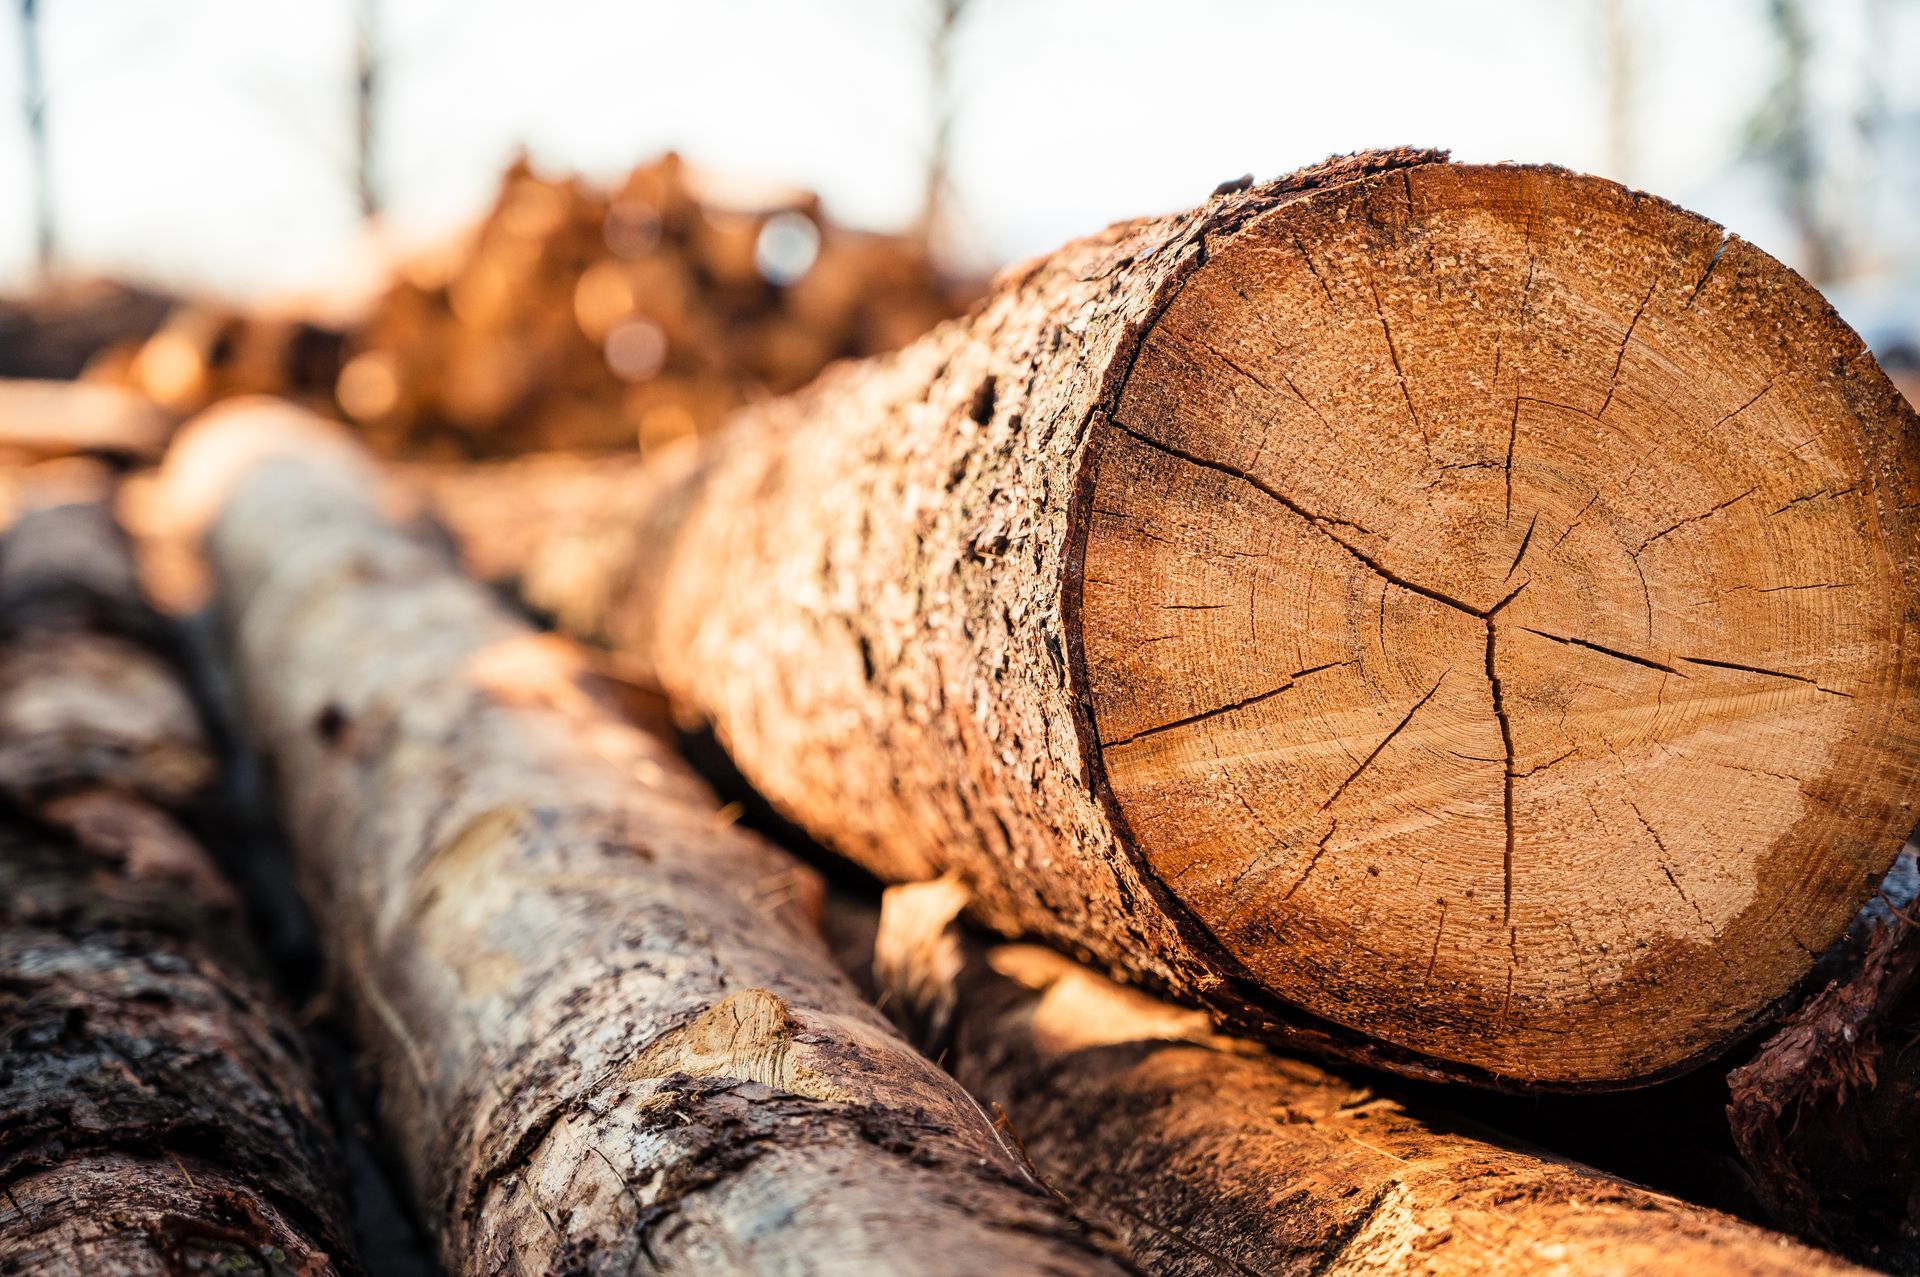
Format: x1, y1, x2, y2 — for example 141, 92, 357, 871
170, 398, 1902, 1275
0, 466, 356, 1275
83, 154, 968, 460
9, 146, 1909, 1274
89, 304, 347, 422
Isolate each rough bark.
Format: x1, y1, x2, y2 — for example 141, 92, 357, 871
869, 876, 1870, 1277
0, 470, 354, 1276
161, 401, 1132, 1276
1728, 841, 1920, 1270
416, 148, 1920, 1089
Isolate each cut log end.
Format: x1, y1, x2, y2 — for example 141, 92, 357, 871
410, 153, 1920, 1089
1074, 162, 1920, 1084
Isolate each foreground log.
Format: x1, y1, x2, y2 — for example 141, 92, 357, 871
870, 877, 1868, 1277
419, 148, 1920, 1089
0, 471, 354, 1275
161, 403, 1130, 1275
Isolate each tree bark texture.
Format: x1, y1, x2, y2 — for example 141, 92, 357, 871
161, 401, 1133, 1276
416, 148, 1920, 1089
1727, 841, 1920, 1270
0, 470, 355, 1276
870, 876, 1872, 1277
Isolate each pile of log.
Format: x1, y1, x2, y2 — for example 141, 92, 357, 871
80, 153, 972, 460
85, 304, 348, 424
6, 149, 1920, 1275
332, 153, 969, 456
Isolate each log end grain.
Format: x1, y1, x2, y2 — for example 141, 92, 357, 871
1072, 161, 1920, 1084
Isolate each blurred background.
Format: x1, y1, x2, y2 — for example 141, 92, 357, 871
1, 0, 1915, 458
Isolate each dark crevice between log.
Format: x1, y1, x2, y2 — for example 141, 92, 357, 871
164, 607, 441, 1277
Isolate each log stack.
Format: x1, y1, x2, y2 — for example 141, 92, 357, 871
332, 153, 969, 456
6, 148, 1917, 1275
88, 304, 348, 423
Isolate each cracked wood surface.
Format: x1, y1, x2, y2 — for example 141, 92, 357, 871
870, 877, 1870, 1277
0, 471, 354, 1276
160, 403, 1133, 1276
417, 151, 1920, 1087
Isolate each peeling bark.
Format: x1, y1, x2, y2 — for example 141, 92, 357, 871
0, 472, 354, 1276
871, 877, 1871, 1277
416, 150, 1920, 1089
162, 403, 1132, 1276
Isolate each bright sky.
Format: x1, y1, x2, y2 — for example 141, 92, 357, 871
0, 0, 1911, 299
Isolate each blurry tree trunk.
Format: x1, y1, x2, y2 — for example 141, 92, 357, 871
1760, 0, 1838, 281
916, 0, 966, 265
352, 0, 381, 222
18, 0, 53, 274
1597, 0, 1637, 182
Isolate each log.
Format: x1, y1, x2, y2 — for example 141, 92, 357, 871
0, 470, 355, 1275
159, 402, 1132, 1275
869, 876, 1870, 1277
419, 148, 1920, 1088
0, 378, 172, 463
0, 278, 173, 381
1726, 841, 1920, 1269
